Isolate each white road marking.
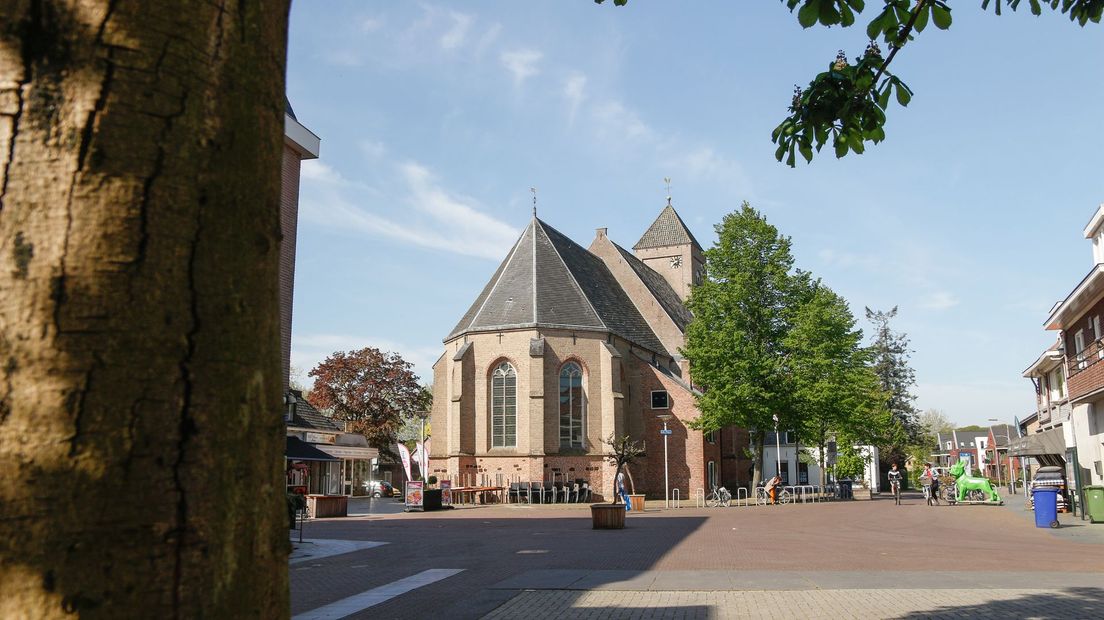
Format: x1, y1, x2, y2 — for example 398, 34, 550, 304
292, 568, 465, 620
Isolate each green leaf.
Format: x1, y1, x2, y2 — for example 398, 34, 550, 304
819, 1, 841, 26
876, 84, 892, 108
913, 2, 930, 32
786, 143, 798, 167
775, 141, 789, 162
895, 82, 912, 107
798, 0, 821, 28
799, 141, 814, 163
866, 11, 884, 39
834, 138, 848, 158
840, 3, 856, 27
932, 5, 952, 29
848, 0, 865, 12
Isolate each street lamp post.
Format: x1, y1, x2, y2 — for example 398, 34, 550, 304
772, 414, 781, 480
657, 414, 673, 508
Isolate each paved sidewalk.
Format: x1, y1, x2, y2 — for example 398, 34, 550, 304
998, 491, 1104, 544
290, 494, 1104, 619
483, 588, 1104, 619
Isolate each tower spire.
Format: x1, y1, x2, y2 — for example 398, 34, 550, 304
530, 187, 537, 217
664, 176, 672, 206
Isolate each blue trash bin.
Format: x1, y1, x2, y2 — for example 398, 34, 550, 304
1032, 487, 1060, 529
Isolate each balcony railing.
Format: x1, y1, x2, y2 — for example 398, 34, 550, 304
1067, 336, 1104, 379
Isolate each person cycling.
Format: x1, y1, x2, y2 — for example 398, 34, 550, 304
887, 463, 902, 506
918, 463, 940, 506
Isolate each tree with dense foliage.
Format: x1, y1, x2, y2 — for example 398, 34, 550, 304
0, 2, 291, 617
597, 0, 1102, 165
683, 203, 803, 488
784, 283, 889, 486
308, 348, 429, 458
865, 307, 921, 452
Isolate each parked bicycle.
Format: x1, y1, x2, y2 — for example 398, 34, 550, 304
706, 486, 731, 507
754, 486, 791, 506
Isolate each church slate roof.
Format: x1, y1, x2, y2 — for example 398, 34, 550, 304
447, 217, 669, 356
633, 204, 703, 252
613, 243, 694, 332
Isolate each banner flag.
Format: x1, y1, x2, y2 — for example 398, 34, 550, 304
397, 442, 413, 482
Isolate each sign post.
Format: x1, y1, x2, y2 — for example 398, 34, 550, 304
657, 414, 673, 508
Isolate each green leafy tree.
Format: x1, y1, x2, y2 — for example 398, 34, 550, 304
683, 203, 802, 488
784, 283, 888, 486
865, 306, 920, 454
597, 0, 1103, 165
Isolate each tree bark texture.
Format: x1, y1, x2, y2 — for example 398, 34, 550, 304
0, 1, 291, 617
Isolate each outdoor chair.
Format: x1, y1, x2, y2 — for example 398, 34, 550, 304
507, 482, 522, 504
565, 482, 578, 503
579, 482, 591, 503
552, 482, 566, 503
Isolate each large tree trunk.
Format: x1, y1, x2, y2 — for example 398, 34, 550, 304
0, 2, 291, 618
750, 430, 765, 489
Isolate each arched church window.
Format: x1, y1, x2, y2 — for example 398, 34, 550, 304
491, 361, 517, 448
559, 362, 584, 448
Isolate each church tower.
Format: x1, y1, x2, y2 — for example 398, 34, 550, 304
632, 201, 703, 301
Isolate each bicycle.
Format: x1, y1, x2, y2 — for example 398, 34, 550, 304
889, 478, 901, 506
755, 485, 791, 505
922, 479, 935, 506
706, 486, 731, 507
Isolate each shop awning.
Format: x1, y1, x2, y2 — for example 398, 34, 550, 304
286, 436, 339, 461
315, 444, 379, 460
1008, 427, 1066, 458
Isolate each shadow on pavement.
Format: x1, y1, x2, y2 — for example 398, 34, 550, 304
892, 587, 1104, 620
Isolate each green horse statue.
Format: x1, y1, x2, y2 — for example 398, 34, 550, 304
949, 461, 1002, 503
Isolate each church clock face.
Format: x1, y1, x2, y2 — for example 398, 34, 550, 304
669, 255, 682, 268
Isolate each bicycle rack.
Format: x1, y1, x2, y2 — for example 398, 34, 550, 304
672, 488, 681, 509
694, 488, 705, 508
735, 486, 749, 507
800, 485, 816, 503
784, 486, 798, 505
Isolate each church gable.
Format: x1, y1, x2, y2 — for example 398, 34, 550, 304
446, 216, 669, 358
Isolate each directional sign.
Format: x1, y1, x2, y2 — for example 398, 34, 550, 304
660, 429, 673, 436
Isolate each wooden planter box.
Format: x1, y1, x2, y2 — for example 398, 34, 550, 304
590, 504, 626, 529
852, 487, 872, 501
628, 494, 646, 512
306, 495, 348, 518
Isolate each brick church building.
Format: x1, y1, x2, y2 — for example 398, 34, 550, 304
429, 203, 751, 500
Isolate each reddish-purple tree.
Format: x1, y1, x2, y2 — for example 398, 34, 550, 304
308, 347, 428, 456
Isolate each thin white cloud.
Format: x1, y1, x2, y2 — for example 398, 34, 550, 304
500, 49, 543, 86
299, 155, 518, 261
563, 72, 587, 126
474, 23, 502, 58
922, 291, 960, 311
361, 16, 384, 32
439, 11, 473, 50
359, 140, 387, 161
592, 100, 654, 143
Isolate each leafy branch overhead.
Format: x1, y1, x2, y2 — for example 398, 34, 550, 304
596, 0, 1102, 165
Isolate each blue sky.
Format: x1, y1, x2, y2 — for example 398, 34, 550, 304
286, 2, 1103, 428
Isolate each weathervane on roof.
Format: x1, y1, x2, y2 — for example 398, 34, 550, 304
664, 177, 672, 206
530, 187, 537, 217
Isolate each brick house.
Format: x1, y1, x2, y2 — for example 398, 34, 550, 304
933, 429, 986, 473
428, 203, 742, 500
1032, 203, 1104, 488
